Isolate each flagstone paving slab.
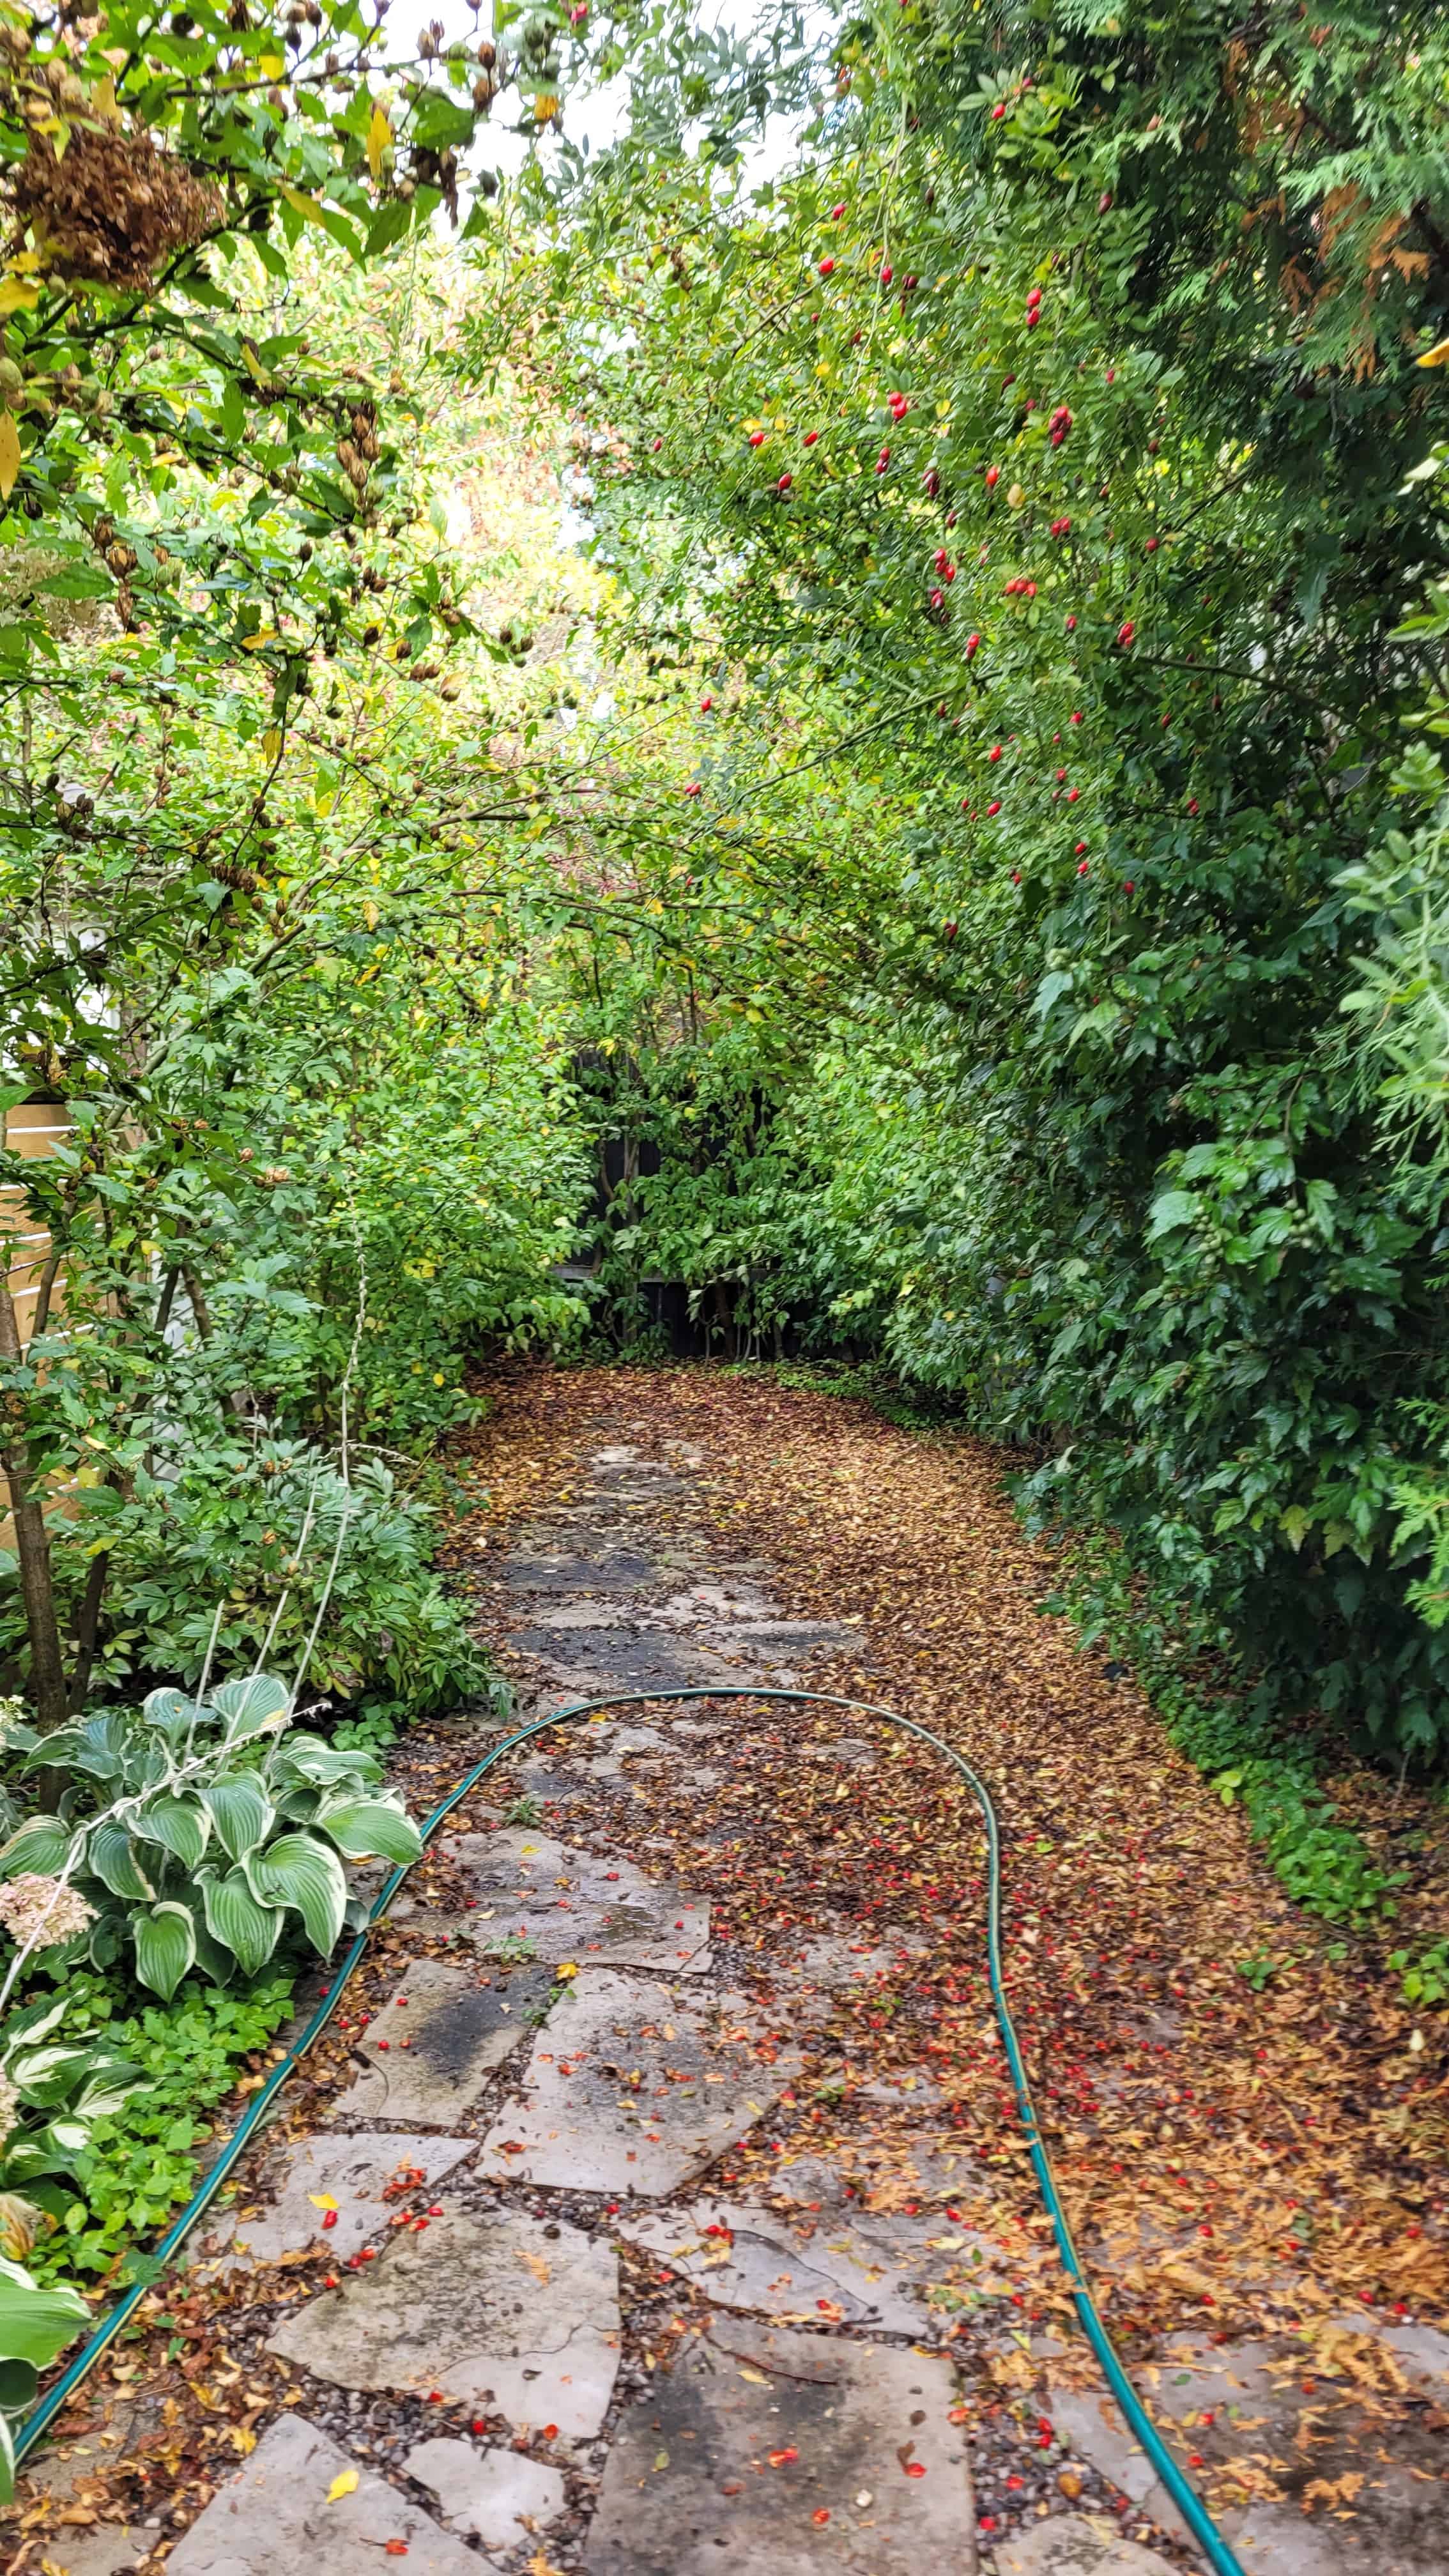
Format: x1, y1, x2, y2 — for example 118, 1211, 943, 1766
195, 2130, 475, 2269
616, 2195, 967, 2334
437, 1827, 712, 1971
165, 2413, 494, 2575
404, 2437, 567, 2551
324, 1954, 556, 2125
268, 2208, 622, 2439
581, 2310, 974, 2574
477, 1966, 801, 2194
989, 2521, 1178, 2575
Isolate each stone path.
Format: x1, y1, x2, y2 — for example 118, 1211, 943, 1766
26, 1411, 1449, 2575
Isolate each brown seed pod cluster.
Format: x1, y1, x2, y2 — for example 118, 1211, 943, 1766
89, 512, 138, 629
8, 120, 222, 291
335, 396, 381, 507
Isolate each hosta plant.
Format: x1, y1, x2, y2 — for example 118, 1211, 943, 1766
0, 1675, 423, 1999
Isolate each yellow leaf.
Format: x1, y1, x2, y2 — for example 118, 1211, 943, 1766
1007, 480, 1025, 507
282, 187, 328, 227
363, 898, 379, 930
0, 280, 40, 318
0, 412, 20, 503
261, 728, 282, 762
534, 92, 560, 123
367, 103, 392, 181
326, 2469, 359, 2504
556, 1959, 579, 1979
737, 2365, 770, 2385
240, 341, 271, 388
260, 50, 285, 76
1418, 336, 1449, 368
307, 2193, 338, 2212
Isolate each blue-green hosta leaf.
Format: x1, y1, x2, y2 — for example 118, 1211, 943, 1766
210, 1675, 290, 1746
0, 1818, 75, 1880
316, 1798, 423, 1865
0, 1710, 37, 1755
133, 1794, 210, 1871
247, 1831, 346, 1956
140, 1688, 203, 1746
87, 1821, 157, 1903
200, 1869, 283, 1977
200, 1775, 275, 1862
132, 1902, 197, 2003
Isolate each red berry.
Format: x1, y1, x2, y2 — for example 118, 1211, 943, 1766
1123, 879, 1135, 893
700, 696, 712, 711
986, 799, 1001, 816
747, 431, 765, 449
1071, 710, 1083, 723
802, 430, 818, 445
991, 102, 1006, 120
1065, 613, 1077, 629
321, 2209, 338, 2230
1067, 786, 1080, 802
1146, 536, 1158, 552
1011, 870, 1022, 884
777, 473, 792, 491
1118, 620, 1135, 645
651, 437, 662, 452
1077, 859, 1089, 876
985, 464, 1000, 488
1075, 840, 1087, 855
988, 743, 1002, 762
818, 257, 835, 276
965, 632, 980, 657
880, 264, 893, 284
831, 201, 846, 219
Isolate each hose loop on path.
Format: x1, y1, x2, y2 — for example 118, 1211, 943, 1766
16, 1684, 1243, 2576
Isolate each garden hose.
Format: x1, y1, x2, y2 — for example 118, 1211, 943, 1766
15, 1683, 1245, 2576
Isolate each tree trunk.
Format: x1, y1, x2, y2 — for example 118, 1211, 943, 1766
0, 1277, 68, 1731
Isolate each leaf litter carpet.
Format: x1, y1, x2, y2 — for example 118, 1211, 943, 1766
12, 1362, 1449, 2576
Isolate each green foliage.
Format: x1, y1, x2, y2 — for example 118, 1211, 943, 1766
0, 2258, 89, 2498
24, 1968, 294, 2281
0, 1673, 422, 1992
502, 0, 1449, 1772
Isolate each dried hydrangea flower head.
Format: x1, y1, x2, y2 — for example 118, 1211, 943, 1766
0, 1873, 95, 1952
0, 2071, 18, 2151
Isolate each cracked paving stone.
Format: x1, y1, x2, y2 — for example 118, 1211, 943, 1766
404, 2437, 567, 2552
194, 2131, 475, 2269
165, 2412, 495, 2575
617, 2193, 1008, 2333
324, 1954, 556, 2126
582, 2310, 974, 2575
268, 2207, 622, 2439
477, 1967, 801, 2195
436, 1827, 712, 1972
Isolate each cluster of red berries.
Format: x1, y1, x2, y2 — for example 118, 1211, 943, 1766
1047, 402, 1072, 447
921, 464, 940, 498
933, 546, 956, 583
1050, 515, 1072, 536
888, 389, 910, 423
1003, 576, 1037, 598
1117, 618, 1135, 647
875, 445, 891, 476
1025, 284, 1043, 330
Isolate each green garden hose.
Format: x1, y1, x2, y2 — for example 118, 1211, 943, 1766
15, 1683, 1245, 2576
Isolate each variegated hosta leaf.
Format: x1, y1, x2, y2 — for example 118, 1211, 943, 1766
316, 1797, 424, 1864
245, 1832, 346, 1957
0, 1818, 75, 1881
200, 1775, 275, 1862
86, 1821, 157, 1904
133, 1794, 210, 1872
210, 1675, 290, 1745
132, 1902, 197, 2003
199, 1868, 284, 1977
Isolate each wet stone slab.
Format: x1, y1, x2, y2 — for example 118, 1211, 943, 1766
325, 1954, 556, 2126
404, 2437, 567, 2552
435, 1827, 711, 1973
194, 2130, 475, 2269
478, 1968, 801, 2196
268, 2207, 622, 2440
165, 2412, 493, 2575
582, 2310, 974, 2575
